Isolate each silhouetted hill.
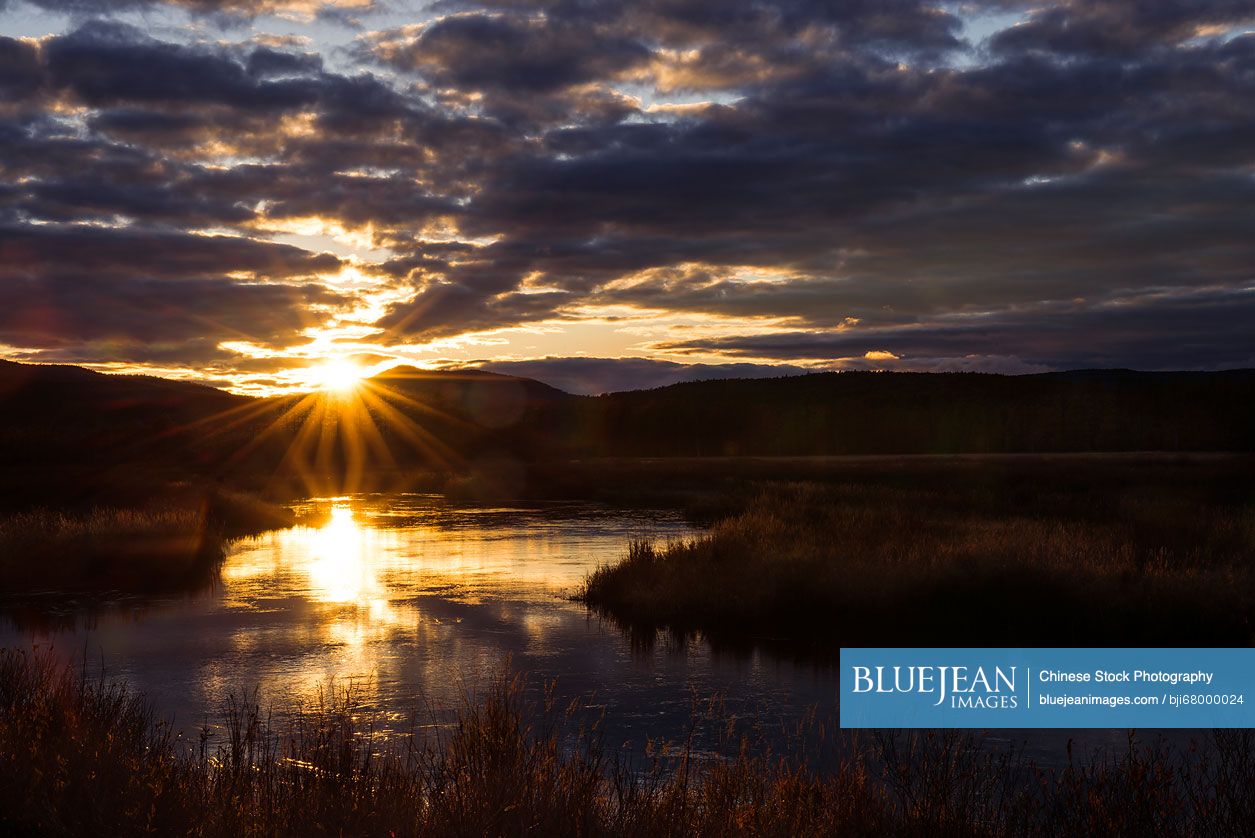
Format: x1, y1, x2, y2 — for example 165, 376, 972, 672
0, 359, 250, 469
570, 369, 1255, 456
1, 361, 1253, 498
370, 365, 571, 417
239, 366, 578, 482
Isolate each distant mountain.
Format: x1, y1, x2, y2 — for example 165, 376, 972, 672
0, 359, 250, 469
1, 362, 1253, 491
575, 369, 1255, 456
245, 366, 578, 480
370, 365, 571, 418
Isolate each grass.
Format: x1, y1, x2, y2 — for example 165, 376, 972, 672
0, 487, 294, 593
1, 649, 1254, 836
582, 474, 1255, 652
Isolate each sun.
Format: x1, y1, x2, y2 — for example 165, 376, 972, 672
310, 359, 365, 393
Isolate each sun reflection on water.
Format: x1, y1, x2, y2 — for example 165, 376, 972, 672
0, 496, 699, 741
213, 496, 695, 702
222, 497, 642, 617
294, 504, 406, 667
223, 501, 408, 684
304, 505, 380, 604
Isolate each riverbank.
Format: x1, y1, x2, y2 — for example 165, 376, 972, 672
582, 469, 1255, 653
1, 649, 1251, 836
0, 487, 293, 593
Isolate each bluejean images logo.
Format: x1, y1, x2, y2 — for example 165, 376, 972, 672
851, 664, 1019, 709
841, 648, 1255, 729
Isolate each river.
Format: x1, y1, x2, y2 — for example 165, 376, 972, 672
0, 492, 1200, 768
0, 493, 838, 762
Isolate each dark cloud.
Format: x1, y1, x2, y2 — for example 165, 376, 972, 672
3, 2, 1254, 378
371, 14, 650, 94
87, 107, 207, 144
1, 23, 461, 231
0, 224, 347, 359
366, 0, 964, 121
990, 1, 1255, 56
43, 21, 321, 109
377, 280, 572, 343
0, 36, 43, 102
245, 46, 323, 78
657, 286, 1255, 371
0, 271, 344, 361
449, 0, 965, 58
470, 356, 810, 395
373, 7, 1255, 369
0, 224, 341, 280
16, 0, 373, 18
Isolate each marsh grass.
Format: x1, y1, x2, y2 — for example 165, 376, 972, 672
0, 507, 220, 592
582, 480, 1255, 652
2, 650, 1254, 836
0, 488, 293, 593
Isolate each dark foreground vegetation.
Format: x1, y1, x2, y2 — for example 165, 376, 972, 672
0, 487, 293, 593
583, 459, 1255, 652
2, 650, 1254, 837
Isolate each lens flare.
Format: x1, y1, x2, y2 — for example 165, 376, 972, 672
311, 359, 365, 393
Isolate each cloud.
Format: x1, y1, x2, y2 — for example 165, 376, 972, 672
453, 0, 966, 58
656, 286, 1255, 371
990, 1, 1255, 56
373, 9, 1255, 366
2, 24, 461, 229
3, 3, 1254, 384
369, 14, 650, 94
0, 224, 341, 280
0, 273, 345, 361
43, 21, 322, 109
0, 224, 348, 360
0, 36, 43, 102
16, 0, 375, 19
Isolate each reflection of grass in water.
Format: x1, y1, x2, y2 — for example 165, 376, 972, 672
0, 489, 293, 593
1, 649, 1253, 835
582, 480, 1255, 653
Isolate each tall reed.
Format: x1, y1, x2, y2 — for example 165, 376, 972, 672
583, 481, 1255, 650
2, 649, 1254, 836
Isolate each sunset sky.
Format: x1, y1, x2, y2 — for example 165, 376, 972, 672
1, 1, 1252, 395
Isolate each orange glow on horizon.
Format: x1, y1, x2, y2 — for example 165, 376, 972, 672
185, 362, 467, 498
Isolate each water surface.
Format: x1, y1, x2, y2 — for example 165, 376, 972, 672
0, 493, 1198, 767
1, 494, 836, 759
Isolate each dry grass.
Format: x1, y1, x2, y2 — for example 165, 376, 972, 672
1, 649, 1254, 836
582, 480, 1255, 652
0, 507, 220, 592
0, 488, 293, 593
